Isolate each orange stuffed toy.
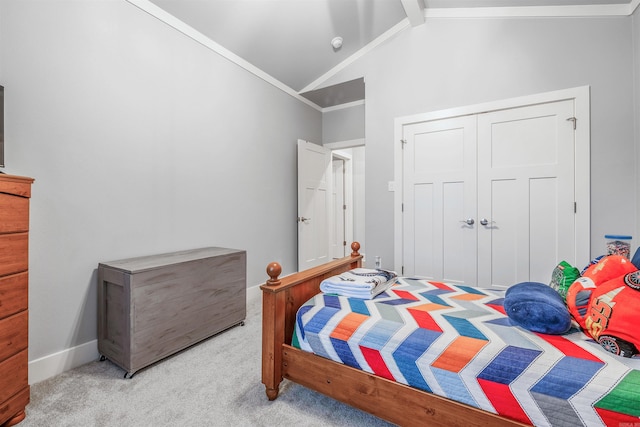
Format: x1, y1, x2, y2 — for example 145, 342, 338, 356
566, 255, 639, 357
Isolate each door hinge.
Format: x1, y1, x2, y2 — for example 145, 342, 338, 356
343, 241, 347, 247
343, 204, 347, 210
566, 117, 577, 130
401, 203, 404, 212
574, 202, 577, 213
402, 266, 404, 275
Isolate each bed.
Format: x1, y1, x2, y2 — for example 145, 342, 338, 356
261, 243, 640, 426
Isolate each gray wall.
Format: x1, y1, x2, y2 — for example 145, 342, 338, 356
322, 103, 365, 144
324, 16, 637, 272
0, 0, 321, 361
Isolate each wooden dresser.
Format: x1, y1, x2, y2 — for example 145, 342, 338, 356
0, 174, 34, 427
98, 247, 246, 378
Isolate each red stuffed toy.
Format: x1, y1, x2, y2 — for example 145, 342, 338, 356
566, 255, 639, 357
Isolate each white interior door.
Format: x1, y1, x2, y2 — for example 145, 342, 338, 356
331, 157, 346, 259
402, 116, 477, 283
477, 99, 576, 287
297, 140, 332, 270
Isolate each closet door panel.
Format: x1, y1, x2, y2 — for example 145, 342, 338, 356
477, 100, 575, 288
485, 179, 519, 287
412, 183, 435, 279
530, 177, 558, 283
442, 182, 468, 283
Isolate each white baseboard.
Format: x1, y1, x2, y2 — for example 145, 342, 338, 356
29, 283, 264, 385
29, 339, 100, 385
246, 282, 261, 303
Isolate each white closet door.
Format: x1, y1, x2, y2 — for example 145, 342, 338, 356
402, 116, 477, 283
476, 100, 576, 288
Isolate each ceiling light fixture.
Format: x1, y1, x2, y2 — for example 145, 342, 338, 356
331, 36, 343, 50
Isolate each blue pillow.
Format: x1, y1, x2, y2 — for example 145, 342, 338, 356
504, 282, 572, 335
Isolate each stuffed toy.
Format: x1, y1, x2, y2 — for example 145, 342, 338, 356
580, 255, 636, 287
566, 255, 640, 357
504, 281, 572, 335
581, 255, 604, 275
549, 260, 580, 301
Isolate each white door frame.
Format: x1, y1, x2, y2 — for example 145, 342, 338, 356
325, 139, 365, 258
331, 150, 354, 258
393, 86, 591, 274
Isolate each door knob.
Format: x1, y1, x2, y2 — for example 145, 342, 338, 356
460, 218, 475, 225
298, 217, 311, 223
480, 218, 492, 226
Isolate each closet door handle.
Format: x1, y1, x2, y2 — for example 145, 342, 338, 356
480, 218, 493, 226
460, 218, 475, 225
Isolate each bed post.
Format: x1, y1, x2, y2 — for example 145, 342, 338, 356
261, 243, 362, 400
261, 261, 284, 400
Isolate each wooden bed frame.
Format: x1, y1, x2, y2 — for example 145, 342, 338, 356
261, 243, 526, 426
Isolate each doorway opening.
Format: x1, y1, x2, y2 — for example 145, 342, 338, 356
326, 142, 365, 261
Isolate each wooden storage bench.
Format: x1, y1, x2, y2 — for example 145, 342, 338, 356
97, 247, 246, 377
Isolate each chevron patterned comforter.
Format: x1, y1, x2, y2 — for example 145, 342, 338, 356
293, 277, 640, 426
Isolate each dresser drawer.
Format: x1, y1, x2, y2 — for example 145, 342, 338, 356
0, 193, 30, 234
0, 349, 28, 406
0, 385, 29, 426
0, 272, 28, 320
0, 233, 28, 277
0, 311, 28, 361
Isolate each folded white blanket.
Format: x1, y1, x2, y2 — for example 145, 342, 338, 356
319, 268, 398, 299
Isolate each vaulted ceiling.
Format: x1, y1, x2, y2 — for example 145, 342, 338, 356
138, 0, 637, 108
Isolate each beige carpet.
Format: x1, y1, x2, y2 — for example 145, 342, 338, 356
20, 293, 394, 427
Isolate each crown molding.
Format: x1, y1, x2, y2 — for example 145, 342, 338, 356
125, 0, 323, 111
126, 0, 639, 110
423, 3, 637, 18
322, 100, 365, 113
298, 2, 639, 93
